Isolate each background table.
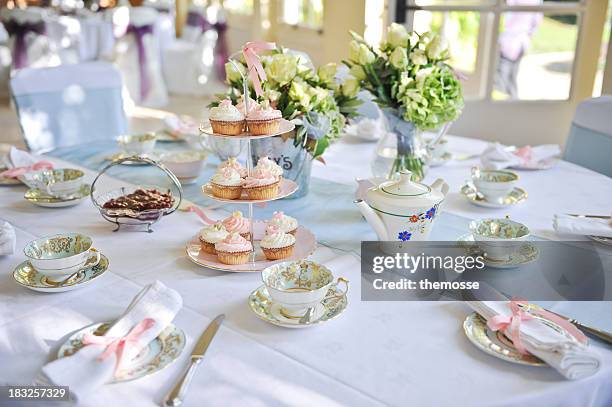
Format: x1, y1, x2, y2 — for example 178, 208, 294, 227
1, 135, 611, 407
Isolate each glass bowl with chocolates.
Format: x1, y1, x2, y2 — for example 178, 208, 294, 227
90, 156, 182, 232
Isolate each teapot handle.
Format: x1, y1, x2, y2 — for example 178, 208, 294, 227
431, 178, 449, 197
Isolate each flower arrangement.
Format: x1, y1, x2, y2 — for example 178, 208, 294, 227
217, 48, 361, 159
344, 24, 464, 179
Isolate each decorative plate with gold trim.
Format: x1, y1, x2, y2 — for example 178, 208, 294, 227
13, 253, 109, 293
57, 321, 185, 383
24, 184, 90, 208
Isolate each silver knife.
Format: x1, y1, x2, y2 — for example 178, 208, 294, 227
164, 314, 225, 407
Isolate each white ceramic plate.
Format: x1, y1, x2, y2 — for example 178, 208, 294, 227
57, 321, 185, 382
201, 178, 298, 203
199, 119, 295, 139
186, 221, 316, 272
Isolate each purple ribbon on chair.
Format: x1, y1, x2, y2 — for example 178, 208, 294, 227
186, 11, 211, 32
3, 20, 46, 69
126, 23, 153, 101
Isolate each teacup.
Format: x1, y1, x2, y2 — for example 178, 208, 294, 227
117, 133, 157, 155
21, 168, 85, 198
24, 233, 101, 282
471, 167, 519, 203
469, 218, 530, 261
262, 260, 349, 319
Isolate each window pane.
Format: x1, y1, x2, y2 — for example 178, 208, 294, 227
413, 10, 482, 97
493, 13, 578, 100
224, 0, 254, 15
593, 2, 611, 96
281, 0, 324, 29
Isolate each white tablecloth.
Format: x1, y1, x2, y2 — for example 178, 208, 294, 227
1, 136, 612, 407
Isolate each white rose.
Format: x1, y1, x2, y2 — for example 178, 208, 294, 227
349, 40, 361, 62
410, 50, 427, 66
427, 36, 448, 60
416, 67, 435, 87
389, 47, 408, 69
387, 23, 409, 48
317, 63, 337, 83
349, 64, 366, 80
225, 62, 245, 83
358, 44, 376, 65
342, 77, 360, 98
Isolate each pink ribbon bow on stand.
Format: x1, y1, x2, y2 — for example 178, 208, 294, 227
487, 299, 588, 355
242, 41, 276, 98
0, 161, 54, 178
81, 318, 156, 373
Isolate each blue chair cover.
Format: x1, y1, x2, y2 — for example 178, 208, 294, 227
564, 96, 612, 178
10, 61, 127, 153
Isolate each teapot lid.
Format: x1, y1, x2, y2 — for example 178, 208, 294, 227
378, 170, 430, 197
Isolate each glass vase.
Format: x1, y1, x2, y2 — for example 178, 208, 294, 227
372, 109, 428, 181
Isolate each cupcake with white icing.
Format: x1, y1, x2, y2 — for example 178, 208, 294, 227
209, 99, 245, 135
210, 167, 243, 200
218, 157, 247, 178
266, 211, 298, 235
260, 224, 296, 260
199, 222, 229, 254
255, 156, 283, 180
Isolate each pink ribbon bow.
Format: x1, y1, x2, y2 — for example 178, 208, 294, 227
185, 205, 217, 225
242, 41, 276, 97
82, 318, 156, 372
487, 299, 587, 355
0, 161, 53, 178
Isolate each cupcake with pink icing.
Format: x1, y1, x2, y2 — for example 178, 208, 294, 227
209, 99, 245, 135
260, 224, 296, 260
218, 157, 247, 178
215, 232, 253, 265
266, 211, 298, 235
210, 167, 243, 200
222, 211, 252, 240
236, 95, 257, 116
242, 168, 279, 200
246, 101, 282, 135
255, 156, 283, 180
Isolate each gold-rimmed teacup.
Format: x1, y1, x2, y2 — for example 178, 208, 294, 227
261, 260, 349, 318
471, 167, 519, 203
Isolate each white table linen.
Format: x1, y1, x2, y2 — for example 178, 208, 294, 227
1, 138, 612, 406
0, 221, 16, 255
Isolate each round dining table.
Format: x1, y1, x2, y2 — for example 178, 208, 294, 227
1, 134, 611, 407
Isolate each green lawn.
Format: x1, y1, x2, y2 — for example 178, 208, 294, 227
530, 17, 578, 54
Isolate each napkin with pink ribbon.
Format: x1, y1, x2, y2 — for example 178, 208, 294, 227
480, 142, 561, 170
553, 214, 612, 238
467, 300, 601, 380
0, 147, 53, 178
163, 114, 199, 138
38, 281, 182, 401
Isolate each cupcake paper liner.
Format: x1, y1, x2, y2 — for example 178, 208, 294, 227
246, 119, 281, 135
261, 244, 295, 260
243, 182, 279, 200
210, 119, 245, 136
216, 250, 252, 265
211, 183, 243, 200
198, 238, 218, 255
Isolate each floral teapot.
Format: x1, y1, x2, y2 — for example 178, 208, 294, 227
355, 170, 449, 241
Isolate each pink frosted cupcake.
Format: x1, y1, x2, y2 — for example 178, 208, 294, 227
209, 99, 245, 135
266, 211, 298, 235
218, 157, 247, 178
215, 232, 253, 265
246, 101, 282, 135
255, 156, 283, 180
243, 168, 279, 200
236, 95, 257, 116
222, 211, 251, 240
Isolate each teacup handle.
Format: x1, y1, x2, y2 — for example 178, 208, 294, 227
324, 277, 349, 301
85, 249, 101, 269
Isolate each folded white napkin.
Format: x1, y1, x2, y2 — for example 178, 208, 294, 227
481, 142, 561, 170
0, 221, 16, 255
38, 281, 182, 401
553, 214, 612, 238
9, 146, 41, 168
344, 118, 385, 142
164, 115, 199, 138
468, 300, 601, 380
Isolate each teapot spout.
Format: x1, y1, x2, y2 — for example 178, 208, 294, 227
354, 199, 388, 241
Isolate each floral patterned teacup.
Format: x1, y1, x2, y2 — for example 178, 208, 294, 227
471, 167, 519, 203
261, 260, 349, 318
24, 233, 100, 281
21, 168, 85, 198
469, 218, 530, 261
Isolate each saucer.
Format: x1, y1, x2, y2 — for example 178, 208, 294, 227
429, 152, 452, 167
57, 321, 185, 383
24, 184, 90, 208
461, 183, 527, 208
463, 312, 547, 366
458, 234, 539, 269
105, 152, 161, 165
13, 253, 109, 293
248, 284, 348, 328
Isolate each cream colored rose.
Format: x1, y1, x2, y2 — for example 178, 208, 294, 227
427, 36, 448, 60
289, 80, 311, 108
266, 54, 298, 85
358, 44, 376, 65
387, 23, 409, 48
349, 40, 361, 62
225, 61, 245, 83
389, 47, 408, 69
342, 77, 360, 98
317, 63, 337, 83
349, 64, 366, 80
410, 50, 427, 66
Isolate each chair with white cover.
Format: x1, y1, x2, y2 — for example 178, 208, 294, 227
564, 96, 612, 178
10, 62, 127, 154
0, 7, 56, 70
113, 6, 168, 107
